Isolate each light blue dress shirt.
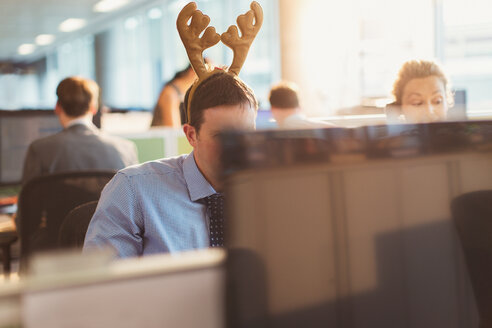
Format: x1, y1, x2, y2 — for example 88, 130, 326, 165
83, 152, 216, 258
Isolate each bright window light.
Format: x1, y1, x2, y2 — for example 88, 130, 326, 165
18, 44, 36, 55
35, 34, 56, 46
93, 0, 130, 13
59, 18, 87, 32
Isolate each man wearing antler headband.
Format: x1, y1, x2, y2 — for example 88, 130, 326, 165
84, 2, 262, 257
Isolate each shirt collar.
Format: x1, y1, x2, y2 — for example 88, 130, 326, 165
66, 116, 94, 129
183, 151, 216, 201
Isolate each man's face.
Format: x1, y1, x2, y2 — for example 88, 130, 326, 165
184, 103, 256, 190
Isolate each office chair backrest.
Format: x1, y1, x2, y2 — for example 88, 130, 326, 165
17, 171, 116, 267
451, 190, 492, 328
58, 200, 98, 249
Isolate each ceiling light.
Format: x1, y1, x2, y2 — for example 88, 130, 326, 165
59, 18, 87, 32
93, 0, 130, 13
35, 34, 56, 46
147, 8, 162, 20
124, 17, 139, 30
18, 44, 36, 55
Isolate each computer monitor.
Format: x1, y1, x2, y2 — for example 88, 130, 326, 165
222, 122, 486, 327
255, 109, 276, 129
0, 110, 61, 185
447, 89, 467, 121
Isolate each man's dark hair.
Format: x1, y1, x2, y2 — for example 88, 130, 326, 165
184, 71, 258, 132
268, 82, 300, 109
56, 77, 99, 117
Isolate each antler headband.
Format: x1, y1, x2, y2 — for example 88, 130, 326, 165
176, 1, 263, 123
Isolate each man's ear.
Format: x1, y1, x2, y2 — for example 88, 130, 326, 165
54, 102, 63, 115
88, 103, 98, 115
183, 124, 198, 148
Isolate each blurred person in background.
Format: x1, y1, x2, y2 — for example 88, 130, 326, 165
150, 64, 196, 128
269, 81, 335, 129
385, 60, 454, 124
22, 76, 138, 185
151, 58, 213, 128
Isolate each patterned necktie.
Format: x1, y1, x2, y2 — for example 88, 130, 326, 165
203, 193, 224, 247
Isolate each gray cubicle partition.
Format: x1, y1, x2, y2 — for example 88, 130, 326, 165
223, 122, 489, 328
21, 249, 226, 328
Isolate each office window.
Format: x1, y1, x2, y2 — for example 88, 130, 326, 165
0, 36, 94, 110
55, 36, 96, 80
0, 73, 39, 110
294, 0, 435, 116
43, 35, 96, 109
358, 0, 434, 101
439, 0, 492, 114
97, 14, 154, 109
0, 0, 279, 112
282, 0, 492, 116
98, 0, 280, 110
231, 0, 281, 108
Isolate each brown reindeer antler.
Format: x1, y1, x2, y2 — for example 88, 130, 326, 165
176, 1, 263, 123
176, 2, 220, 79
221, 1, 263, 76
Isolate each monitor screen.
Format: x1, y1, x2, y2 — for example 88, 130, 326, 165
255, 109, 276, 129
447, 89, 467, 121
0, 110, 61, 185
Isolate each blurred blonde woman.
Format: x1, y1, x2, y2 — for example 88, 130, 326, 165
386, 60, 454, 123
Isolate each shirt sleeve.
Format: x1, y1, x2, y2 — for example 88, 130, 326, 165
83, 171, 144, 258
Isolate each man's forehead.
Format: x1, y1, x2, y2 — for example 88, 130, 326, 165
201, 104, 256, 128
